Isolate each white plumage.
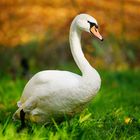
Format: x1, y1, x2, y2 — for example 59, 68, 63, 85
13, 14, 103, 124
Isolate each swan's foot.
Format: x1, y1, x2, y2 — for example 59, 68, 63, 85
16, 109, 26, 132
20, 109, 25, 128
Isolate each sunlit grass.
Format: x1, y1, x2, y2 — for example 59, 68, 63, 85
0, 69, 140, 140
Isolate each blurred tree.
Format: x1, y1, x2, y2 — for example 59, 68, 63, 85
0, 0, 139, 75
0, 0, 139, 47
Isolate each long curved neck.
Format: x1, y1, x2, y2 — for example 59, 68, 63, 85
69, 22, 94, 76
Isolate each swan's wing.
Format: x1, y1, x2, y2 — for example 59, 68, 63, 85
20, 70, 81, 103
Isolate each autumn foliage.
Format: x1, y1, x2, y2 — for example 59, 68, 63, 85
0, 0, 139, 75
0, 0, 139, 47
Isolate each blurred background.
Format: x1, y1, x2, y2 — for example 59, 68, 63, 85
0, 0, 140, 78
0, 1, 140, 138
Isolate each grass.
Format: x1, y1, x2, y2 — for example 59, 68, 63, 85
0, 69, 140, 140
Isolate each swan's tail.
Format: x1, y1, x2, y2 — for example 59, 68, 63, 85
12, 101, 22, 121
13, 98, 37, 121
17, 101, 22, 108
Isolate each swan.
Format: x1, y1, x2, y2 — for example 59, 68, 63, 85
13, 13, 103, 124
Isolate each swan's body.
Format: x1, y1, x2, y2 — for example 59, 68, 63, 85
13, 14, 103, 124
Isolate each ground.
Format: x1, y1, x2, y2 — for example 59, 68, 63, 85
0, 69, 140, 140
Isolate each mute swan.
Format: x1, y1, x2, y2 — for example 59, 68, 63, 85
13, 13, 103, 124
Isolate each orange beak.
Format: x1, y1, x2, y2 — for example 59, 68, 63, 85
90, 26, 103, 41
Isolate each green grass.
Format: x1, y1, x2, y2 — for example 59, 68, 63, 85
0, 69, 140, 140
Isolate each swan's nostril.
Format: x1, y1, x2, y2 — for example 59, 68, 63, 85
95, 28, 97, 32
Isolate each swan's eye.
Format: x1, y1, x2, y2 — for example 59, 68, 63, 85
87, 21, 98, 29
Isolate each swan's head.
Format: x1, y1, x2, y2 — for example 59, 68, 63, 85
74, 14, 103, 41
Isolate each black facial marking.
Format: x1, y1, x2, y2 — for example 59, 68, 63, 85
87, 21, 98, 29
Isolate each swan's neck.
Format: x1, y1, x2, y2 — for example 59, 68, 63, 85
69, 23, 95, 76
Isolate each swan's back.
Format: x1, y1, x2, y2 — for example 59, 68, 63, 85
20, 70, 81, 102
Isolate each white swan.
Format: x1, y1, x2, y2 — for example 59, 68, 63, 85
13, 13, 103, 124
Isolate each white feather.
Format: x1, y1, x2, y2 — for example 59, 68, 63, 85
13, 14, 101, 124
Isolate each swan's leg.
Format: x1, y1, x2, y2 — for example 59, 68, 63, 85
19, 97, 38, 125
16, 109, 26, 132
20, 109, 25, 128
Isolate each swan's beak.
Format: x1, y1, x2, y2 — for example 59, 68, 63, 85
90, 26, 103, 41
